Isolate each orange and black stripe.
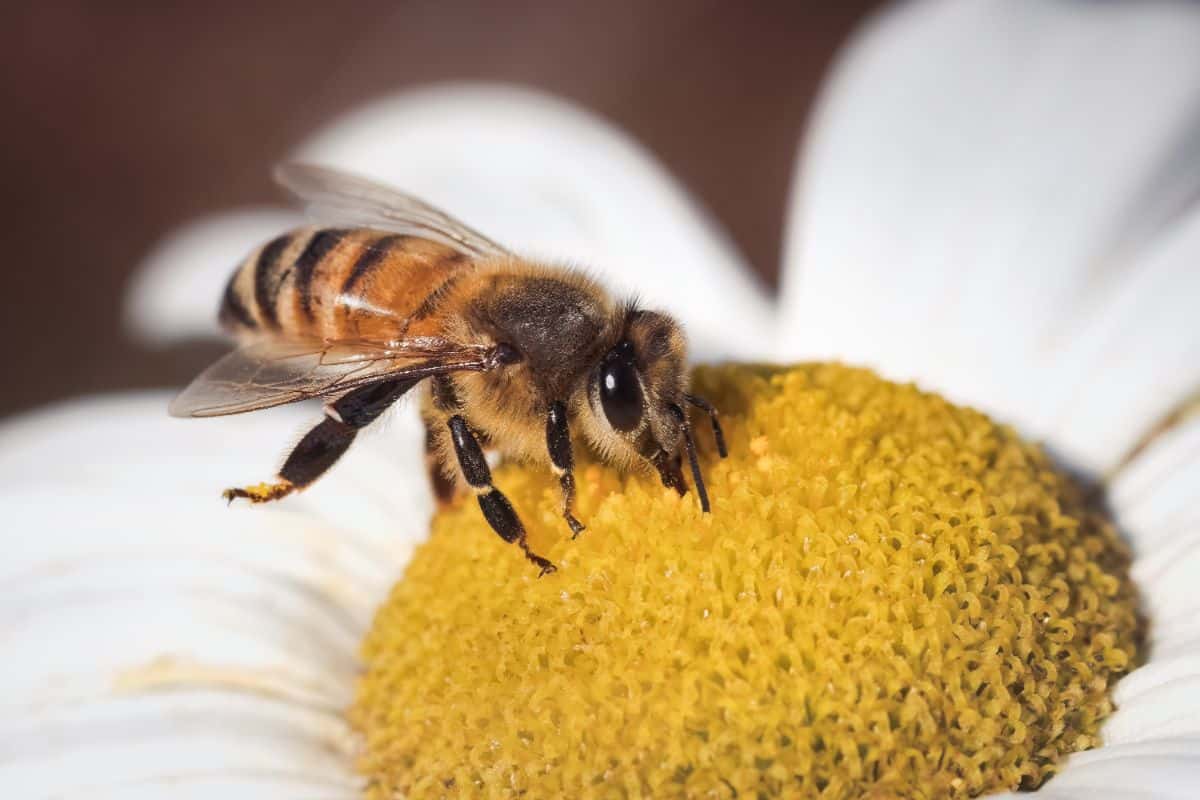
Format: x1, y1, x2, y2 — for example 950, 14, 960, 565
398, 267, 465, 336
341, 233, 407, 297
293, 228, 351, 322
217, 269, 257, 331
251, 232, 297, 329
218, 225, 477, 341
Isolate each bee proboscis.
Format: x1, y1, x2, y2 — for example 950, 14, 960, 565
173, 164, 727, 574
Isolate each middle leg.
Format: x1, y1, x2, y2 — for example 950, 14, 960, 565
545, 400, 585, 537
447, 413, 556, 576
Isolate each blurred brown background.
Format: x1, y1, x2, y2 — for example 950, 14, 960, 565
0, 1, 880, 418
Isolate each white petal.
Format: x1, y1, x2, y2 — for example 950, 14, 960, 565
987, 752, 1200, 800
0, 392, 430, 540
1, 695, 359, 799
779, 0, 1200, 475
0, 393, 431, 796
1097, 416, 1200, 745
126, 84, 770, 360
1108, 414, 1200, 556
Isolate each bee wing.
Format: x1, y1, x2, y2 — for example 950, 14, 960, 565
273, 162, 510, 259
170, 336, 498, 418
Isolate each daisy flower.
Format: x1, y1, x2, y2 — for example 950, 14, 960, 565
3, 0, 1198, 797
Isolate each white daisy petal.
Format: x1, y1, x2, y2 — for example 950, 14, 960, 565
987, 742, 1200, 799
1108, 414, 1200, 556
0, 393, 427, 797
125, 84, 769, 359
779, 0, 1200, 475
0, 392, 431, 543
1, 695, 359, 799
1011, 754, 1200, 800
1098, 416, 1200, 752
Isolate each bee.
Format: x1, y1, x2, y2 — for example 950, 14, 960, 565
172, 164, 727, 575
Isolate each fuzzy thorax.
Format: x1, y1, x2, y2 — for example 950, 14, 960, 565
353, 363, 1141, 799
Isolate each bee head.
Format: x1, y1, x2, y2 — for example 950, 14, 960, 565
583, 307, 718, 509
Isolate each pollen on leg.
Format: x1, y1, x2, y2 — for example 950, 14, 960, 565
222, 479, 295, 504
352, 364, 1143, 799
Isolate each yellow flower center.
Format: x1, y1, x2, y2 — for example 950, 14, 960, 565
352, 364, 1141, 798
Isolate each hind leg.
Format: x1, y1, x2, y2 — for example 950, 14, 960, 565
224, 377, 420, 504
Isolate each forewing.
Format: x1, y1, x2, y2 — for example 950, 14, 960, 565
169, 336, 496, 418
274, 162, 509, 258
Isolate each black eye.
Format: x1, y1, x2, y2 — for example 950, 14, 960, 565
599, 343, 643, 432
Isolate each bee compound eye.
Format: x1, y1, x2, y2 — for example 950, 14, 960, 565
599, 347, 643, 432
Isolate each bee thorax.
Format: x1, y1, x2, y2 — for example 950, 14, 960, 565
470, 274, 614, 395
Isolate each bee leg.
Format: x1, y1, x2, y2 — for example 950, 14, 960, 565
223, 480, 296, 504
447, 414, 556, 576
224, 378, 418, 504
424, 424, 460, 508
685, 394, 728, 458
546, 401, 585, 538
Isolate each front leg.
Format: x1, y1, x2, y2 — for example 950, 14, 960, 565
546, 401, 585, 538
447, 414, 556, 576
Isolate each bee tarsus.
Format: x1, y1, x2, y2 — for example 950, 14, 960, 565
222, 480, 295, 505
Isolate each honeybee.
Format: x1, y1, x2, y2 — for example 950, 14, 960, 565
172, 164, 727, 574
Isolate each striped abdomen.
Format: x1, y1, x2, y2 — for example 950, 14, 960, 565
219, 227, 471, 342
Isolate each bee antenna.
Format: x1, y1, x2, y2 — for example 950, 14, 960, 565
685, 393, 727, 458
670, 404, 710, 513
